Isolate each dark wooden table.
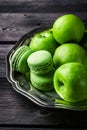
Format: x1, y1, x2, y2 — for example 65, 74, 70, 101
1, 0, 87, 129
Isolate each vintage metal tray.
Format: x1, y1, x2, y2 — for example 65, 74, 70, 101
6, 26, 87, 111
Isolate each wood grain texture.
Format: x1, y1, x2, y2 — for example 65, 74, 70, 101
0, 0, 87, 13
0, 79, 87, 128
0, 44, 14, 78
0, 0, 87, 129
0, 13, 87, 41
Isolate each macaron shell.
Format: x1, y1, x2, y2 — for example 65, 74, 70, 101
27, 50, 53, 74
30, 69, 55, 91
17, 49, 33, 73
11, 45, 33, 73
11, 45, 28, 70
30, 59, 53, 74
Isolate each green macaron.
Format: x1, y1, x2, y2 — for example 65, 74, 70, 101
30, 69, 55, 91
11, 45, 33, 73
27, 50, 53, 74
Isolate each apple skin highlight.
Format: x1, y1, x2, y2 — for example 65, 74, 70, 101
29, 29, 58, 55
53, 62, 87, 103
53, 14, 85, 44
53, 43, 87, 69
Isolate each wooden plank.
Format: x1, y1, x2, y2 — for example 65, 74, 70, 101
0, 79, 87, 127
0, 13, 58, 41
0, 13, 87, 41
0, 44, 14, 78
0, 79, 63, 126
0, 0, 87, 13
0, 79, 48, 125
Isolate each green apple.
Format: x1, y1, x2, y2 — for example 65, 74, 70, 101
53, 43, 87, 68
54, 62, 87, 102
53, 14, 85, 44
29, 29, 58, 55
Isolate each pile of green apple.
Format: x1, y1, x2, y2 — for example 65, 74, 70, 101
29, 14, 87, 103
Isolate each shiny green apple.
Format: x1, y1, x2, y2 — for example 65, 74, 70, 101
29, 29, 58, 55
53, 43, 87, 68
53, 14, 85, 44
54, 62, 87, 102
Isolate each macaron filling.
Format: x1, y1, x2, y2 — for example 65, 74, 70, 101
30, 70, 54, 91
27, 50, 53, 74
29, 58, 53, 74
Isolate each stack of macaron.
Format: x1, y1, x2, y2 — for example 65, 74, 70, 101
11, 45, 54, 91
27, 50, 55, 91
